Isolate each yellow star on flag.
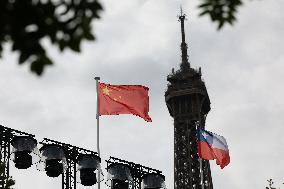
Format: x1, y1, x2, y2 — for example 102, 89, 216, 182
102, 86, 111, 95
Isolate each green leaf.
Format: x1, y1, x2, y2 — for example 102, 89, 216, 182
84, 32, 95, 40
199, 10, 210, 17
69, 40, 81, 52
218, 21, 224, 30
30, 55, 52, 75
31, 59, 44, 75
19, 52, 30, 64
198, 3, 211, 8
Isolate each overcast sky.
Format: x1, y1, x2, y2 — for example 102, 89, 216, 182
1, 0, 284, 189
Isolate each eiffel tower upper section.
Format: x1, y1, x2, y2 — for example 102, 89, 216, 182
165, 9, 213, 189
165, 9, 211, 121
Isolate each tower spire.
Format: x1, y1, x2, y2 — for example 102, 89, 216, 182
165, 8, 213, 189
178, 7, 190, 70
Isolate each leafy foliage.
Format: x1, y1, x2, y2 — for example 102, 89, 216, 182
0, 0, 247, 75
0, 0, 103, 75
0, 161, 15, 189
198, 0, 243, 29
266, 179, 284, 189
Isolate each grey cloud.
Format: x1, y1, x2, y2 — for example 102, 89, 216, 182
1, 0, 284, 189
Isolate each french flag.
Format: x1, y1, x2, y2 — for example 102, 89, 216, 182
197, 128, 230, 169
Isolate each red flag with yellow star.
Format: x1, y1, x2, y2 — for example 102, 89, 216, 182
98, 82, 152, 122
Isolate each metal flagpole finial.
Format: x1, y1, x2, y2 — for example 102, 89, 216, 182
178, 5, 187, 22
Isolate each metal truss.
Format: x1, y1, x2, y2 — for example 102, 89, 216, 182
106, 156, 162, 189
40, 138, 98, 189
0, 125, 34, 188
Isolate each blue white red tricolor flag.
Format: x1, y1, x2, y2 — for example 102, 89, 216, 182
197, 128, 230, 169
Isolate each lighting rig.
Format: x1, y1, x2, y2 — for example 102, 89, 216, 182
0, 125, 38, 188
106, 156, 166, 189
0, 125, 166, 189
39, 138, 103, 189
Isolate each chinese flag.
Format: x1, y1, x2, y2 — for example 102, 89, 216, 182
98, 82, 152, 122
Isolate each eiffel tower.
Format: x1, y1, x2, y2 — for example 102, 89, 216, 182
165, 10, 214, 189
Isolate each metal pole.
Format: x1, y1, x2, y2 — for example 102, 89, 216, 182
198, 97, 205, 189
199, 158, 204, 189
62, 169, 64, 189
74, 161, 76, 189
196, 119, 204, 189
7, 140, 10, 186
94, 77, 101, 189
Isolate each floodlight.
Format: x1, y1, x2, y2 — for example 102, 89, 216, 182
142, 173, 166, 189
39, 144, 66, 177
11, 136, 38, 169
77, 154, 103, 186
106, 163, 133, 189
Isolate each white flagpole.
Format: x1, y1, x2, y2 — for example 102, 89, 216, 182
94, 77, 101, 189
197, 121, 205, 189
199, 158, 204, 189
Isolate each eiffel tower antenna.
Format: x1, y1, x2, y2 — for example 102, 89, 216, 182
178, 6, 190, 70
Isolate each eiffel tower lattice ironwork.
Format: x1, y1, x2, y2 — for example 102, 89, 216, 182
165, 9, 214, 189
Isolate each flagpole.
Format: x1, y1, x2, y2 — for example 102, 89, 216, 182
196, 120, 204, 189
94, 76, 101, 189
197, 98, 205, 189
199, 158, 204, 189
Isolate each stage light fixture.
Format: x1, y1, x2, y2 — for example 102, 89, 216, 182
11, 136, 38, 169
106, 163, 133, 189
39, 144, 66, 177
77, 154, 103, 186
142, 173, 166, 189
